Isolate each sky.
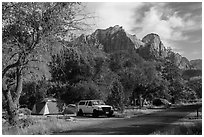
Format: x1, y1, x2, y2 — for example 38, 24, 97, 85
85, 2, 202, 60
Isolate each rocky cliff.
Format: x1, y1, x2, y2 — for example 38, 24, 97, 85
77, 25, 193, 70
166, 51, 191, 70
136, 33, 167, 60
142, 33, 167, 58
91, 25, 144, 53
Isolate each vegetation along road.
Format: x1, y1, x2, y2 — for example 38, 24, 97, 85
56, 103, 202, 135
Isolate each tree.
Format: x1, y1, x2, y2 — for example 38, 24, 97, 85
2, 2, 91, 125
49, 34, 112, 104
19, 80, 51, 109
186, 78, 202, 99
106, 80, 125, 112
161, 60, 185, 103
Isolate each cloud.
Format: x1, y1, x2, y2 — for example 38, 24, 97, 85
86, 2, 144, 32
131, 3, 201, 50
85, 2, 202, 60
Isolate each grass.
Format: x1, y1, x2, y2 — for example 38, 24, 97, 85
3, 108, 152, 135
151, 111, 202, 135
3, 106, 201, 135
2, 116, 73, 135
2, 115, 106, 135
152, 121, 202, 135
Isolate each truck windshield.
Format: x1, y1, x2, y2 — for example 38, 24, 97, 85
92, 100, 105, 105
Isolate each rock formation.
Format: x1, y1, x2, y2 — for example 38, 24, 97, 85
141, 33, 167, 58
91, 25, 144, 53
76, 25, 195, 70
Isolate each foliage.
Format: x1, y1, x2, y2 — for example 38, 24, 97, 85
109, 51, 169, 106
2, 2, 92, 125
18, 108, 32, 115
182, 69, 202, 80
161, 60, 185, 103
19, 80, 51, 109
106, 80, 125, 112
48, 34, 111, 104
186, 78, 202, 99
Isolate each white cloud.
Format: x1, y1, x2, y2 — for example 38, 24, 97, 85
87, 2, 144, 31
86, 2, 201, 57
134, 6, 190, 41
131, 4, 201, 51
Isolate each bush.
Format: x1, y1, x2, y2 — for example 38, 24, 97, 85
18, 117, 36, 128
18, 108, 32, 115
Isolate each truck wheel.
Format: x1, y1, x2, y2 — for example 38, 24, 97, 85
77, 109, 83, 116
107, 113, 113, 117
107, 111, 113, 117
93, 110, 99, 118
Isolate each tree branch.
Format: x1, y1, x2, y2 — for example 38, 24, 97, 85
2, 61, 19, 78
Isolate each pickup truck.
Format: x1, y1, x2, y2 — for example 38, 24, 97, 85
77, 100, 114, 117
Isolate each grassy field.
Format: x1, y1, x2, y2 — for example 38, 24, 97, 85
2, 106, 202, 135
2, 115, 111, 135
2, 108, 163, 135
151, 111, 202, 135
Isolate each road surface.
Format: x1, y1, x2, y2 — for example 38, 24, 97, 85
57, 103, 202, 135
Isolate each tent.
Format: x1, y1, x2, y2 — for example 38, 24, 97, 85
32, 98, 64, 115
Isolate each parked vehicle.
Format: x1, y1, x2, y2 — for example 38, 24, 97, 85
63, 104, 77, 115
152, 98, 171, 108
77, 100, 114, 117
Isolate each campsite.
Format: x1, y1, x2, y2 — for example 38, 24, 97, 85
2, 2, 202, 135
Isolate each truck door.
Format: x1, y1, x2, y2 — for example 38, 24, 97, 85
86, 101, 94, 114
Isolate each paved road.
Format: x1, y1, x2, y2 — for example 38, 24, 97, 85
58, 103, 202, 135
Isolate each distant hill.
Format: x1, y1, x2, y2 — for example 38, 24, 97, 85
190, 59, 202, 70
182, 69, 202, 80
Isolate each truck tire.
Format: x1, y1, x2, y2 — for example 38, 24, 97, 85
92, 110, 99, 118
77, 109, 83, 116
107, 111, 113, 117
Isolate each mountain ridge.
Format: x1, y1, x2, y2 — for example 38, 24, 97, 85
77, 25, 201, 70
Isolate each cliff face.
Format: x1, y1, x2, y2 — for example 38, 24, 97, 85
138, 33, 190, 70
167, 51, 191, 70
76, 25, 193, 70
91, 25, 144, 53
135, 33, 167, 60
142, 33, 167, 58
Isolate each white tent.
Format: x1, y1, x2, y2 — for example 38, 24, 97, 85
32, 98, 63, 115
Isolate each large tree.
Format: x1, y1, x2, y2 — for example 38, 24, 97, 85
2, 2, 91, 125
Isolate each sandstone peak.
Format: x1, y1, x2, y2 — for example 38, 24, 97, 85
91, 25, 144, 53
75, 26, 191, 70
140, 33, 167, 58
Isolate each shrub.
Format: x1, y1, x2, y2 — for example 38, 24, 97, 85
18, 108, 32, 115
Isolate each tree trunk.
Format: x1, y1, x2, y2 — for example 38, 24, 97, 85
14, 67, 23, 105
2, 67, 23, 126
3, 89, 18, 126
139, 94, 142, 109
